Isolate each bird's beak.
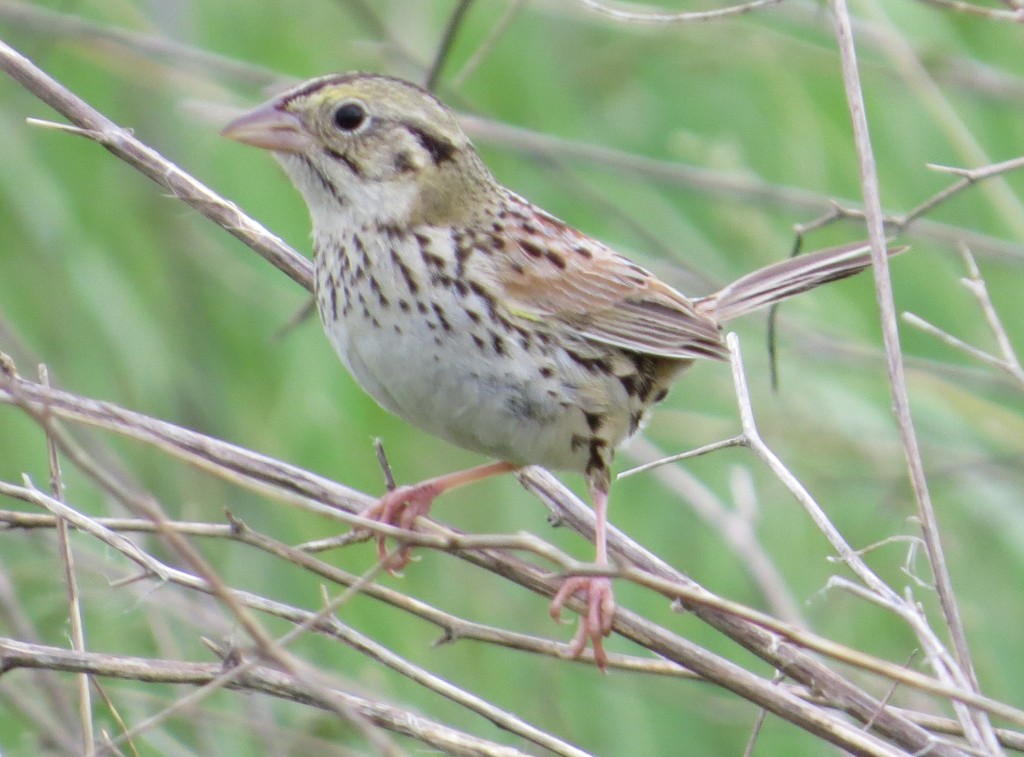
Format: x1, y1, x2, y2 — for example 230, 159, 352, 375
221, 102, 310, 153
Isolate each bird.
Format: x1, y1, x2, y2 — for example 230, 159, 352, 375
222, 72, 897, 669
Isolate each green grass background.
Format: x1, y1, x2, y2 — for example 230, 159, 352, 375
1, 0, 1023, 754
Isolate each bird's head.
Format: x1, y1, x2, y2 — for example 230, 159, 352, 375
222, 72, 495, 228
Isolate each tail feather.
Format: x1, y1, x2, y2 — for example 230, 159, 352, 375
697, 241, 905, 323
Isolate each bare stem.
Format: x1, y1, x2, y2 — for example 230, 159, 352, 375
829, 1, 997, 750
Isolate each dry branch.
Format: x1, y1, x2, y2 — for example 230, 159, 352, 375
2, 354, 1007, 755
0, 638, 539, 757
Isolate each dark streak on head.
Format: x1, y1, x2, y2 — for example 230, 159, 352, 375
408, 126, 457, 165
301, 157, 346, 206
324, 147, 362, 177
393, 150, 417, 174
281, 72, 421, 107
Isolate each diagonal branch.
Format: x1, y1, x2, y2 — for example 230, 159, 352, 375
0, 39, 312, 292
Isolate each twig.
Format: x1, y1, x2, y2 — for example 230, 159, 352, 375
743, 672, 786, 757
866, 651, 921, 733
5, 9, 1022, 270
87, 683, 137, 757
857, 0, 1024, 242
1, 478, 173, 583
0, 474, 582, 757
0, 366, 963, 754
0, 41, 312, 293
375, 438, 398, 492
958, 245, 1023, 373
1, 370, 605, 754
520, 471, 962, 756
40, 365, 94, 753
1, 638, 538, 757
94, 554, 401, 757
798, 155, 1024, 241
3, 376, 398, 754
451, 0, 528, 87
620, 436, 805, 625
642, 567, 1024, 728
14, 494, 1022, 722
904, 244, 1024, 390
0, 564, 79, 750
0, 505, 693, 677
893, 710, 1024, 752
901, 312, 1024, 385
727, 335, 892, 593
579, 0, 786, 23
425, 0, 475, 91
913, 0, 1024, 21
829, 0, 997, 751
721, 333, 1024, 734
617, 436, 747, 478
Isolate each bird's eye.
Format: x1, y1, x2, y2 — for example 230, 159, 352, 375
332, 102, 367, 132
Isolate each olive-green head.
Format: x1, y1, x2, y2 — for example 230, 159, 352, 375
223, 72, 496, 227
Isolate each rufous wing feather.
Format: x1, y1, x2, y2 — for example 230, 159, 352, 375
492, 198, 727, 360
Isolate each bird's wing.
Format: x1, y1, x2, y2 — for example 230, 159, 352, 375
489, 199, 726, 361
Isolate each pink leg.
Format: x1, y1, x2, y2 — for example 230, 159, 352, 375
363, 460, 518, 572
549, 483, 616, 671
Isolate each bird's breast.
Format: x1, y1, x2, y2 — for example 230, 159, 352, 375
310, 226, 684, 471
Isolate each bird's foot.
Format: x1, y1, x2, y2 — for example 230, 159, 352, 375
358, 461, 518, 573
361, 482, 442, 573
550, 575, 615, 671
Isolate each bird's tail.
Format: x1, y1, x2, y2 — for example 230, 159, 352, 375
696, 241, 905, 323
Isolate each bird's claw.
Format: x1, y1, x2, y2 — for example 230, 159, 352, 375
361, 484, 438, 573
550, 575, 615, 671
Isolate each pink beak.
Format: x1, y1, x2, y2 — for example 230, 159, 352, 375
221, 102, 310, 153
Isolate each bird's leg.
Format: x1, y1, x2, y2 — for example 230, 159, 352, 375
549, 474, 615, 671
363, 460, 519, 571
